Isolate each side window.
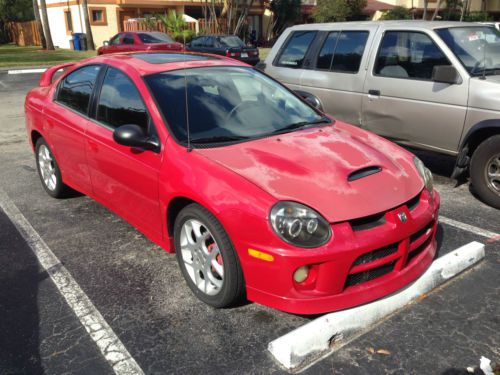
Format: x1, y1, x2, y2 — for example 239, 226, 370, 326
122, 34, 135, 45
316, 31, 368, 73
374, 31, 451, 80
109, 34, 121, 45
191, 37, 204, 47
57, 65, 101, 115
96, 67, 149, 131
276, 31, 317, 68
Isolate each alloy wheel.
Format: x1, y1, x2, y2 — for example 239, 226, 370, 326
485, 153, 500, 195
38, 144, 57, 191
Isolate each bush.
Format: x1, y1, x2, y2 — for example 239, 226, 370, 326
379, 6, 412, 20
463, 11, 492, 22
172, 29, 195, 43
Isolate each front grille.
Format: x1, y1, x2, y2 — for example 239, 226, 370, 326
406, 192, 421, 211
353, 243, 398, 266
407, 237, 432, 264
349, 212, 386, 232
345, 261, 395, 288
410, 221, 433, 243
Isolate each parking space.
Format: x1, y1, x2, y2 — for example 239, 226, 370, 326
0, 72, 498, 374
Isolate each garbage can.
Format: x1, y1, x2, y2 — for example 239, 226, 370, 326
78, 34, 87, 51
72, 33, 82, 51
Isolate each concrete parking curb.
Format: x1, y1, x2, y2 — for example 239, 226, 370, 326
267, 241, 485, 372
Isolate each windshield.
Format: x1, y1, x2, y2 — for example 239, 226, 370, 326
138, 32, 174, 44
218, 36, 245, 48
436, 26, 500, 76
145, 67, 326, 146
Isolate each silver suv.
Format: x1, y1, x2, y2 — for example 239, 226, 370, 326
262, 21, 500, 209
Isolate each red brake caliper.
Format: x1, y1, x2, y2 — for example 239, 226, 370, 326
207, 243, 222, 273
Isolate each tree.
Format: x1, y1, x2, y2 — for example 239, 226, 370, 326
312, 0, 367, 23
0, 0, 34, 22
431, 0, 443, 20
39, 0, 53, 50
422, 0, 429, 19
32, 0, 46, 48
380, 6, 411, 20
270, 0, 301, 36
81, 0, 95, 50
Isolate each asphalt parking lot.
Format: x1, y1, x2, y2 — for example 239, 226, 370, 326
0, 71, 498, 375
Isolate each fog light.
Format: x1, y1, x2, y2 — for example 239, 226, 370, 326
293, 266, 309, 283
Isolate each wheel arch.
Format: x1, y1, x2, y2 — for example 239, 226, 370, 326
452, 120, 500, 179
166, 196, 197, 237
31, 130, 44, 150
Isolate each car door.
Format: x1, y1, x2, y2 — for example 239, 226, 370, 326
361, 29, 468, 153
85, 66, 163, 239
265, 30, 319, 90
119, 33, 138, 53
43, 64, 102, 195
298, 27, 376, 125
103, 33, 122, 54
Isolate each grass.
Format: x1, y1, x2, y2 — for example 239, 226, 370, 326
0, 44, 96, 68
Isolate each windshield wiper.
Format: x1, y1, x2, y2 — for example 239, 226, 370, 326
189, 135, 249, 144
272, 117, 331, 135
471, 68, 500, 77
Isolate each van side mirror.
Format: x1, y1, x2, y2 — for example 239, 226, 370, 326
103, 40, 109, 46
113, 124, 160, 152
432, 65, 460, 84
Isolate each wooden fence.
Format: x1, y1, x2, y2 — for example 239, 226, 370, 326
7, 20, 42, 46
124, 19, 228, 36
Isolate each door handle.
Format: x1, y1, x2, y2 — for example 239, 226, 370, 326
368, 89, 380, 96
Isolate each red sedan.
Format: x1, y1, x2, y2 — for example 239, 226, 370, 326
25, 52, 440, 314
97, 31, 183, 55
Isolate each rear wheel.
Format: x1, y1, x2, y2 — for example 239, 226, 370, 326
470, 135, 500, 209
174, 204, 245, 308
35, 138, 69, 198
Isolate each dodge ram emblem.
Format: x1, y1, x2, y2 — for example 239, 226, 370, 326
398, 212, 407, 223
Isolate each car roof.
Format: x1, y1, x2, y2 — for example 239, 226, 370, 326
80, 52, 248, 76
289, 20, 494, 31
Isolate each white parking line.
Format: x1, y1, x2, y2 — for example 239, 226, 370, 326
0, 80, 7, 88
8, 68, 47, 74
440, 216, 499, 239
0, 189, 145, 375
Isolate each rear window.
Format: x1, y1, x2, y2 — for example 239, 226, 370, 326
138, 32, 174, 44
275, 31, 317, 68
316, 31, 369, 73
219, 36, 245, 47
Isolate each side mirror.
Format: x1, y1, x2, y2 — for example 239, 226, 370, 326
432, 65, 460, 84
294, 90, 324, 111
113, 124, 160, 152
103, 40, 109, 46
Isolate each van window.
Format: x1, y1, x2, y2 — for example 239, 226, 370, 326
316, 31, 369, 73
374, 31, 451, 80
276, 31, 317, 68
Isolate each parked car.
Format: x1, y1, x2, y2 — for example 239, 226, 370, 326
186, 35, 259, 65
261, 21, 500, 209
25, 52, 439, 315
97, 31, 184, 55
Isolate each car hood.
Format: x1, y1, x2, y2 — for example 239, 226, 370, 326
196, 122, 424, 222
469, 75, 500, 111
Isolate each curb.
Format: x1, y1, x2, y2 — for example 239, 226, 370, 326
267, 241, 485, 372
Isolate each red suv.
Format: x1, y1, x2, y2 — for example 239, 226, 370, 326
25, 53, 440, 314
97, 31, 183, 55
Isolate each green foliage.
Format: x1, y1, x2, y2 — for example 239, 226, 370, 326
172, 29, 196, 43
379, 6, 412, 20
0, 0, 34, 22
158, 11, 186, 35
270, 0, 301, 35
141, 15, 158, 31
463, 11, 492, 22
312, 0, 368, 23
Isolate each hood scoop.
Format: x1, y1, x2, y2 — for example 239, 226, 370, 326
348, 166, 382, 182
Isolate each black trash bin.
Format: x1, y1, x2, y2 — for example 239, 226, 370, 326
78, 34, 87, 51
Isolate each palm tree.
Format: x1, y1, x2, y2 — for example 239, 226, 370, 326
32, 0, 46, 48
39, 0, 54, 50
431, 0, 442, 19
81, 0, 95, 50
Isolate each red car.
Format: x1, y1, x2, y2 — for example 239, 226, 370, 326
25, 52, 440, 314
97, 31, 183, 55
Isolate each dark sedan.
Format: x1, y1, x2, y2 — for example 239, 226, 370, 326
186, 35, 259, 65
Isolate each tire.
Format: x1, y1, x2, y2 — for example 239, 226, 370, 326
174, 203, 245, 308
470, 135, 500, 209
35, 138, 69, 198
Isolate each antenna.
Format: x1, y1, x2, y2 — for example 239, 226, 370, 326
480, 32, 487, 80
183, 30, 192, 151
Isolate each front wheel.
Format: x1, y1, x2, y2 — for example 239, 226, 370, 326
470, 135, 500, 209
174, 204, 245, 308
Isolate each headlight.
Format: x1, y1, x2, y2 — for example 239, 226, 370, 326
414, 157, 434, 193
269, 201, 331, 248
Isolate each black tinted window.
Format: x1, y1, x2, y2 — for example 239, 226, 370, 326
276, 31, 317, 68
316, 31, 368, 73
138, 32, 174, 44
191, 37, 204, 47
123, 34, 134, 44
97, 68, 148, 131
375, 31, 451, 80
57, 65, 100, 114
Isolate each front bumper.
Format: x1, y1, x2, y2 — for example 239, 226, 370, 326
243, 189, 440, 315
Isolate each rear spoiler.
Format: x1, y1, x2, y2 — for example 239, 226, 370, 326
39, 62, 76, 87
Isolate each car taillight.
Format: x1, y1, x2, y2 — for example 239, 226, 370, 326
226, 51, 241, 58
249, 51, 258, 56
